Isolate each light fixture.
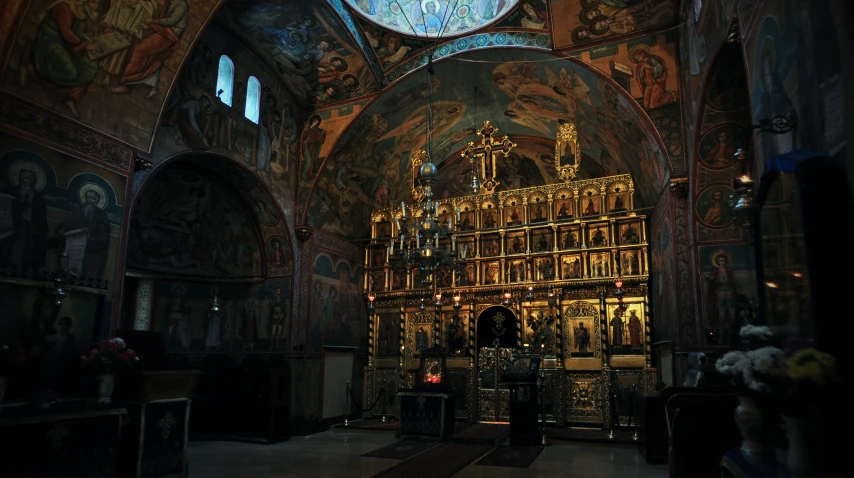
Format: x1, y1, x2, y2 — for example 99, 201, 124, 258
452, 293, 462, 311
547, 290, 557, 309
434, 291, 443, 310
503, 291, 513, 307
419, 298, 426, 311
614, 277, 626, 311
53, 273, 68, 306
387, 57, 460, 306
729, 172, 757, 243
766, 282, 779, 289
367, 291, 376, 316
525, 286, 535, 302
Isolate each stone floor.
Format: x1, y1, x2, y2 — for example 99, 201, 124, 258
188, 429, 669, 478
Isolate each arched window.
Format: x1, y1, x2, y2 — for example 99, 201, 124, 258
216, 55, 234, 106
245, 76, 261, 124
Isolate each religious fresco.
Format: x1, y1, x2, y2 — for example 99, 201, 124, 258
0, 0, 221, 151
549, 0, 677, 49
677, 0, 731, 123
0, 282, 101, 393
216, 0, 379, 107
0, 0, 27, 66
494, 0, 549, 30
744, 0, 846, 174
358, 17, 429, 71
649, 195, 677, 343
345, 0, 519, 38
306, 250, 364, 353
305, 48, 670, 239
0, 134, 126, 281
127, 167, 263, 277
149, 23, 300, 208
567, 32, 684, 173
298, 99, 371, 205
697, 244, 756, 347
152, 278, 291, 352
697, 124, 745, 169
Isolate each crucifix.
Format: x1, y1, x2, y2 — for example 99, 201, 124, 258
461, 120, 517, 193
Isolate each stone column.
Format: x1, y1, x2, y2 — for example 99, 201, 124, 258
133, 278, 154, 331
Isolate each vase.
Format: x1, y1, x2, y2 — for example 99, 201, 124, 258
96, 374, 115, 404
783, 415, 813, 478
735, 395, 764, 454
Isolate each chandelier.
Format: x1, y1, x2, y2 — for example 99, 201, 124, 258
387, 56, 460, 291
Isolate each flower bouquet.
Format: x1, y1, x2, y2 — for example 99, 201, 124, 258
80, 337, 139, 404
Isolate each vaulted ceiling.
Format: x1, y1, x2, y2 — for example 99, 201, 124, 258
212, 0, 683, 239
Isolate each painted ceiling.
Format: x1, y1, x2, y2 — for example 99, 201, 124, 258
345, 0, 522, 38
303, 47, 672, 239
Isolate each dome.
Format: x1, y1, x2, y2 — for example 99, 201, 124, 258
344, 0, 520, 38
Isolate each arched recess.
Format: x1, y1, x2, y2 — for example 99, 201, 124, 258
121, 153, 295, 353
689, 40, 756, 348
302, 48, 674, 240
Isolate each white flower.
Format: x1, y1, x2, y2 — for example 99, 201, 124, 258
749, 379, 772, 393
715, 351, 750, 376
111, 337, 126, 345
747, 346, 788, 378
740, 325, 772, 340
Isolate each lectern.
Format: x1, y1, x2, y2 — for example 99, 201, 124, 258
500, 353, 541, 446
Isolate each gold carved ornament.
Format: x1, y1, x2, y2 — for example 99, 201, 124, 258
462, 120, 516, 193
555, 122, 581, 182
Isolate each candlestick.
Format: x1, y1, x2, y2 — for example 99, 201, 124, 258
456, 207, 461, 222
434, 201, 439, 215
416, 234, 420, 248
401, 201, 406, 217
390, 241, 394, 255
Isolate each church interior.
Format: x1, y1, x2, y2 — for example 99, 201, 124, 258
0, 0, 852, 476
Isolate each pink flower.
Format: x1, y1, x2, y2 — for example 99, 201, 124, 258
90, 348, 99, 355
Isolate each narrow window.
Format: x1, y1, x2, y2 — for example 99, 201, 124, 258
216, 55, 234, 106
245, 76, 261, 124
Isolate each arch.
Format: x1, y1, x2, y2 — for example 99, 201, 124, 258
476, 305, 518, 350
245, 76, 261, 124
216, 55, 235, 106
302, 48, 673, 239
128, 152, 296, 277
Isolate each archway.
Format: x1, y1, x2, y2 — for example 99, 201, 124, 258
302, 47, 674, 239
121, 153, 295, 354
475, 305, 518, 422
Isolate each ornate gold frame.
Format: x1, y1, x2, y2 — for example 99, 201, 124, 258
555, 122, 581, 182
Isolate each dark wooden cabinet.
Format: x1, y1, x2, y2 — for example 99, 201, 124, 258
233, 364, 290, 443
120, 399, 190, 478
507, 382, 539, 446
398, 387, 456, 439
636, 394, 667, 464
0, 404, 126, 477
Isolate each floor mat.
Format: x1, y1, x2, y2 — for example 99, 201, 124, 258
476, 445, 544, 468
449, 423, 509, 445
371, 442, 494, 478
361, 440, 439, 460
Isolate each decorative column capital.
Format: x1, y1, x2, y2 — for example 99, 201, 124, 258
669, 177, 689, 198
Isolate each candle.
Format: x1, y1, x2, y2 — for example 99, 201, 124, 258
451, 236, 457, 250
434, 235, 438, 248
394, 217, 401, 232
434, 201, 439, 214
401, 201, 406, 217
448, 217, 453, 228
390, 241, 395, 255
416, 234, 420, 248
456, 207, 461, 222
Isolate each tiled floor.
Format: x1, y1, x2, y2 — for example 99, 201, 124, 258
188, 430, 669, 478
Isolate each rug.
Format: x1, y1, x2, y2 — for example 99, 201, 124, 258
341, 419, 399, 431
476, 445, 544, 468
546, 426, 636, 444
449, 423, 509, 445
371, 442, 494, 478
361, 440, 439, 460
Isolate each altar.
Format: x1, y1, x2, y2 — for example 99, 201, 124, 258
398, 387, 456, 439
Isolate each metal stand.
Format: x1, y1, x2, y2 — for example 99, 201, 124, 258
344, 380, 350, 427
539, 354, 550, 446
